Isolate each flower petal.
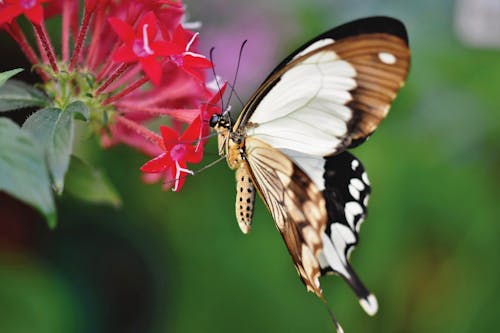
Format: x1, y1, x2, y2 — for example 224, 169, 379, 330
108, 17, 136, 43
111, 44, 138, 63
172, 24, 186, 48
152, 40, 182, 56
140, 56, 162, 85
159, 125, 179, 147
0, 5, 23, 25
181, 117, 202, 142
24, 4, 44, 25
180, 65, 205, 82
183, 54, 213, 68
137, 11, 159, 40
140, 153, 172, 173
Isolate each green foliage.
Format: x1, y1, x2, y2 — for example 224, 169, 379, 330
64, 156, 122, 207
0, 118, 56, 227
0, 68, 23, 87
22, 107, 74, 194
0, 79, 49, 111
0, 73, 118, 227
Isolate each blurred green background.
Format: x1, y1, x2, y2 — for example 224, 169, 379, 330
1, 0, 499, 332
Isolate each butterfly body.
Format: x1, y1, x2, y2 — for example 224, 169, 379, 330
210, 16, 410, 331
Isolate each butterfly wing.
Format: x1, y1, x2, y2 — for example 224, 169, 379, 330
235, 16, 410, 155
320, 151, 378, 315
231, 17, 409, 315
244, 137, 327, 297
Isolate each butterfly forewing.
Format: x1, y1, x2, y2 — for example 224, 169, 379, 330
237, 17, 409, 155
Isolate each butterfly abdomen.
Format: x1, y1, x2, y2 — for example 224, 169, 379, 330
235, 165, 255, 234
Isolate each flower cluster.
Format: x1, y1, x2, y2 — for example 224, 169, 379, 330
0, 0, 223, 191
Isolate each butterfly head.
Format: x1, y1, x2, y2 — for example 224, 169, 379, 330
209, 112, 231, 130
209, 112, 232, 157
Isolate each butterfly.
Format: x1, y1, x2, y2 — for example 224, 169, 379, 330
209, 16, 410, 331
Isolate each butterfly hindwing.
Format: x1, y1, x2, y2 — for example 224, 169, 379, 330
319, 151, 377, 315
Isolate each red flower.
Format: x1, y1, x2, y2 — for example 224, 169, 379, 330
169, 24, 213, 81
140, 118, 204, 192
0, 0, 51, 25
109, 11, 176, 85
2, 0, 218, 193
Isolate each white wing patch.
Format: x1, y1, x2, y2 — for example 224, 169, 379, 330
247, 49, 357, 156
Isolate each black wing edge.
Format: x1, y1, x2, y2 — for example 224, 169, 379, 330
264, 16, 409, 82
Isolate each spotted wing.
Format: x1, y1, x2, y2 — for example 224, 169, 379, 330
235, 16, 410, 155
277, 148, 378, 315
319, 151, 377, 315
244, 136, 327, 297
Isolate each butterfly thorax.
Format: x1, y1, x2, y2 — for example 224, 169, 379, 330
210, 113, 248, 170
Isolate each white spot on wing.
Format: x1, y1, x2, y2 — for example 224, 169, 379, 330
321, 232, 350, 277
350, 178, 365, 191
359, 294, 379, 316
362, 172, 370, 185
363, 194, 370, 208
345, 201, 363, 228
351, 159, 359, 170
348, 184, 360, 200
378, 52, 397, 64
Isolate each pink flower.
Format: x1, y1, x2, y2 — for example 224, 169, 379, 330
169, 25, 213, 81
109, 11, 176, 85
1, 0, 222, 192
0, 0, 51, 25
140, 118, 204, 191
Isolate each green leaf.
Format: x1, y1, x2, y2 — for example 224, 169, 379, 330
22, 107, 74, 194
64, 156, 122, 207
66, 100, 89, 121
0, 79, 49, 112
0, 69, 23, 87
0, 118, 56, 227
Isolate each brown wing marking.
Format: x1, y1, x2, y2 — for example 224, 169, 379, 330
330, 33, 410, 140
244, 136, 327, 297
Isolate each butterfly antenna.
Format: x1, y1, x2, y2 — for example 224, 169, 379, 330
226, 39, 247, 110
209, 46, 225, 113
321, 297, 344, 333
225, 81, 245, 107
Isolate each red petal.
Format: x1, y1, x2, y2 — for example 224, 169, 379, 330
183, 54, 213, 68
108, 17, 136, 43
181, 65, 205, 82
187, 143, 204, 164
153, 40, 182, 56
140, 56, 162, 85
0, 5, 23, 25
159, 125, 179, 147
181, 117, 202, 142
140, 153, 172, 173
24, 4, 44, 25
172, 24, 186, 48
137, 11, 159, 40
111, 45, 138, 63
